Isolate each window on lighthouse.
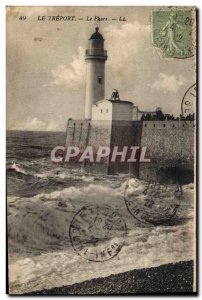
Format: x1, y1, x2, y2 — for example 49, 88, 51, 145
98, 77, 102, 84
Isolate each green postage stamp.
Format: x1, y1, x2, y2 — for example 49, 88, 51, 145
152, 10, 194, 58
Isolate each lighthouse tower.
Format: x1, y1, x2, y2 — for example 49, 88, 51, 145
84, 27, 107, 119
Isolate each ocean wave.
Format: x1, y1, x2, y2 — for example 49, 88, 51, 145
8, 177, 194, 253
9, 218, 194, 294
8, 162, 29, 175
7, 161, 98, 184
7, 174, 195, 294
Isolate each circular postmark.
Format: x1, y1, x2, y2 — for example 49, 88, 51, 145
181, 83, 196, 125
124, 178, 182, 225
69, 205, 127, 262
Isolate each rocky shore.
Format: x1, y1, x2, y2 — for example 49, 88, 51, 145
25, 260, 195, 295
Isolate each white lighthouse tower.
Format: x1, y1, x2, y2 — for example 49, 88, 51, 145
84, 27, 108, 119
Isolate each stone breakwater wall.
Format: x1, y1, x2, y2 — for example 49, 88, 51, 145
139, 121, 195, 183
65, 119, 195, 183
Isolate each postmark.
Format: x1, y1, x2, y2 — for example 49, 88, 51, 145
69, 205, 127, 262
152, 10, 194, 59
124, 178, 182, 225
181, 83, 196, 125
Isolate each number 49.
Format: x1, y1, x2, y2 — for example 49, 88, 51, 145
19, 16, 27, 21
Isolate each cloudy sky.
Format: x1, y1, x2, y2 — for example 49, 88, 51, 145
7, 6, 196, 131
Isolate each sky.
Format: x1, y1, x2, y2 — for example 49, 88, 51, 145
7, 6, 196, 131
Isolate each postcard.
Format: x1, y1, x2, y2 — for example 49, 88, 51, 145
7, 6, 197, 295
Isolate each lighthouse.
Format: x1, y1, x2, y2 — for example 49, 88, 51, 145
84, 27, 108, 119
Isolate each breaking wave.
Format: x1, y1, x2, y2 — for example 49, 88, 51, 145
8, 174, 195, 294
9, 162, 29, 175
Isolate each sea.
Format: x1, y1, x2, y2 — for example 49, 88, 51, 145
7, 130, 195, 294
